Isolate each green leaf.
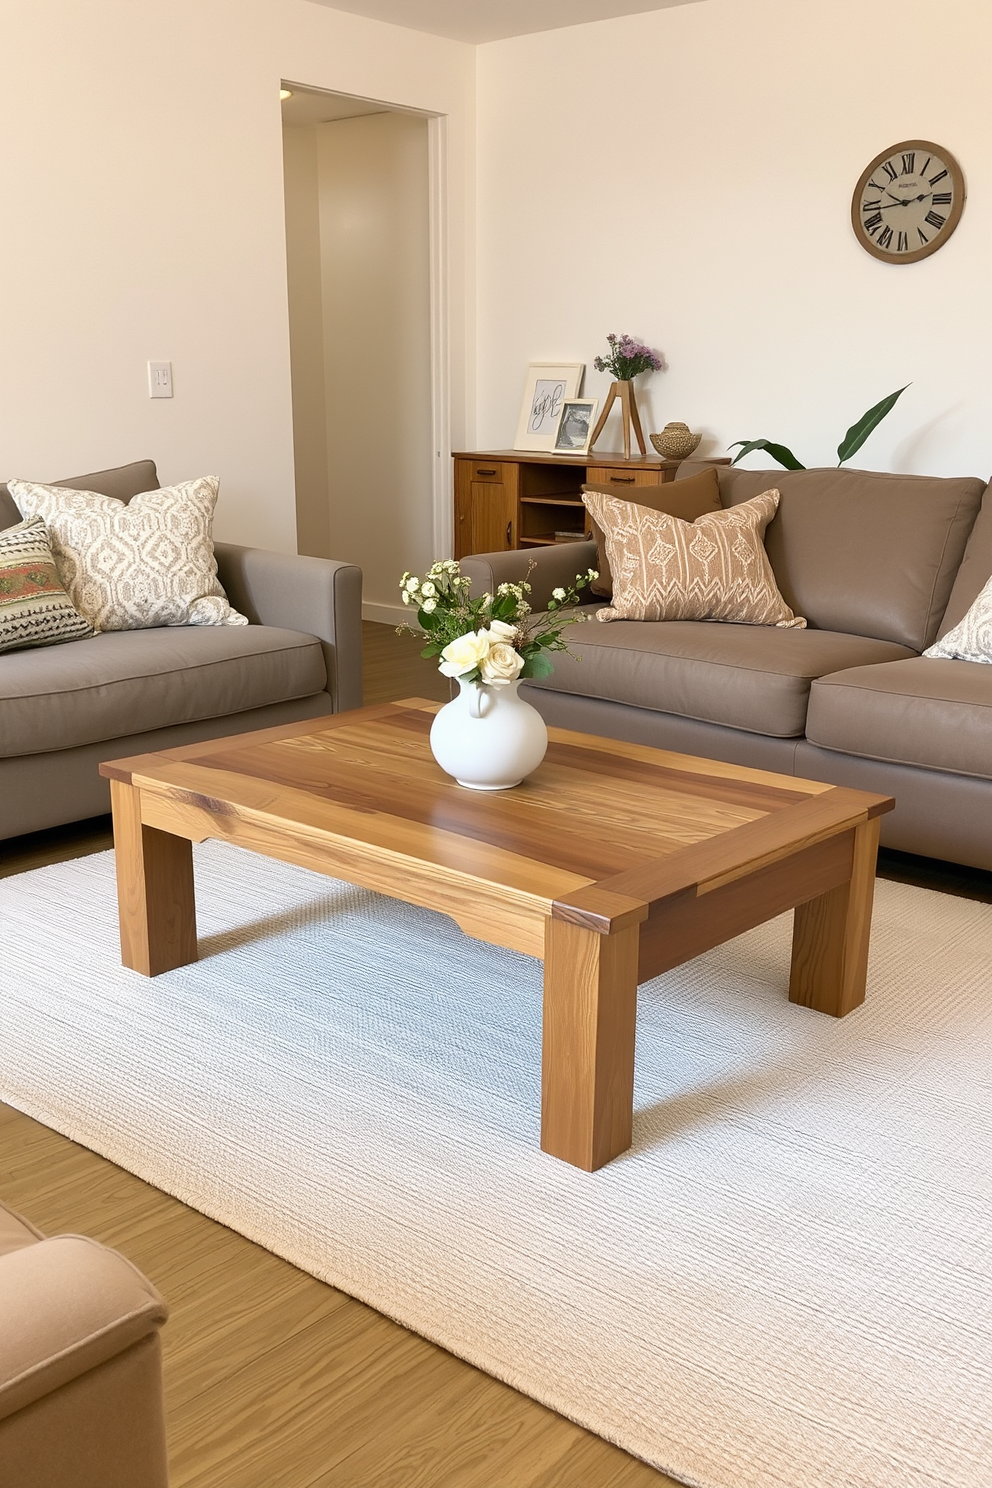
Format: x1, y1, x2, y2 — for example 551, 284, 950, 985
836, 385, 910, 465
728, 439, 806, 471
520, 652, 554, 679
420, 642, 442, 658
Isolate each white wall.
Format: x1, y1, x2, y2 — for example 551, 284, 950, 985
476, 0, 992, 479
0, 0, 474, 553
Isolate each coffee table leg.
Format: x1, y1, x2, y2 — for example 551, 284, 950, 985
541, 917, 639, 1170
110, 779, 197, 976
789, 817, 880, 1017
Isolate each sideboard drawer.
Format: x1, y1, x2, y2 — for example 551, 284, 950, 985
464, 460, 505, 483
588, 466, 666, 489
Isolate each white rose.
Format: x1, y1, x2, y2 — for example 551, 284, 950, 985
551, 587, 566, 601
479, 640, 524, 686
488, 618, 518, 640
405, 576, 419, 592
438, 629, 491, 678
421, 580, 437, 598
401, 590, 411, 605
421, 597, 437, 613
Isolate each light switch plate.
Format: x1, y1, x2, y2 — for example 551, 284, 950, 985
148, 361, 173, 398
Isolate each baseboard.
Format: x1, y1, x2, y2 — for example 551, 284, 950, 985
362, 602, 409, 626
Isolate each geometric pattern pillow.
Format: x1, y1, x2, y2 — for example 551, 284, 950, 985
582, 487, 806, 628
924, 573, 992, 663
9, 476, 247, 632
0, 516, 95, 653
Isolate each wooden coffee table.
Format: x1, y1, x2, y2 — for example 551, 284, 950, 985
101, 701, 893, 1171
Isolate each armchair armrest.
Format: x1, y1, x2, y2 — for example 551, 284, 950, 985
460, 541, 599, 612
0, 1236, 167, 1421
215, 542, 363, 712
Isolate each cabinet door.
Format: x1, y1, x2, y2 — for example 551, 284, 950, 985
470, 481, 515, 554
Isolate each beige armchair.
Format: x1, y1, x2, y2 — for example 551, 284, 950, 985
0, 1198, 169, 1488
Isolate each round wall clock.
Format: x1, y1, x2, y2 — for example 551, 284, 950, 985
852, 140, 965, 264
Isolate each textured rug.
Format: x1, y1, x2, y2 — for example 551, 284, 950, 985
2, 844, 991, 1488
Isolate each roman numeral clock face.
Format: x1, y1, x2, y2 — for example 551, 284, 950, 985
852, 140, 965, 263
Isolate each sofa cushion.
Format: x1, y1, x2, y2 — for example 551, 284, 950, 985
583, 465, 722, 597
527, 612, 915, 737
935, 484, 992, 638
806, 658, 992, 779
0, 625, 327, 757
0, 459, 158, 533
676, 463, 985, 650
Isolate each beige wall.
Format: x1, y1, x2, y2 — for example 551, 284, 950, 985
476, 0, 992, 479
283, 122, 330, 559
315, 113, 433, 613
0, 0, 474, 553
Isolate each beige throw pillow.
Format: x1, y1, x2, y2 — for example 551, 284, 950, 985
9, 476, 247, 632
583, 487, 805, 628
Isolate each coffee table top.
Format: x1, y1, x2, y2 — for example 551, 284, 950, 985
102, 700, 892, 956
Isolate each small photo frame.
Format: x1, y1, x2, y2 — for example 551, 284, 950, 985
552, 398, 599, 456
514, 362, 584, 451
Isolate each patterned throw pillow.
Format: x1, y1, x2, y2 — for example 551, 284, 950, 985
9, 476, 247, 631
924, 574, 992, 663
0, 516, 95, 653
583, 487, 805, 628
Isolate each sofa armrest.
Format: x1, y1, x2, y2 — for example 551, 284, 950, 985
215, 542, 363, 712
0, 1236, 168, 1422
461, 541, 599, 613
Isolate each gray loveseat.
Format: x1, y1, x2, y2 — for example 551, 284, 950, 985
463, 463, 992, 871
0, 460, 362, 842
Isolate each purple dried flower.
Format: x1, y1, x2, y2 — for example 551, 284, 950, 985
594, 332, 665, 381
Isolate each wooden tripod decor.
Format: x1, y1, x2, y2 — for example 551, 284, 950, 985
588, 380, 646, 459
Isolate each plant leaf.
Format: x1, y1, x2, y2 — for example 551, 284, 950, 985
728, 439, 805, 471
836, 385, 910, 465
520, 652, 554, 679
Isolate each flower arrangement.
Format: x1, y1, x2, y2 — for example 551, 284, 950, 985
399, 559, 598, 685
593, 332, 665, 383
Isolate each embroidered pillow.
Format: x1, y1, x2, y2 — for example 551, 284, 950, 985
583, 487, 805, 628
0, 516, 95, 652
924, 573, 992, 662
9, 476, 247, 632
582, 465, 723, 598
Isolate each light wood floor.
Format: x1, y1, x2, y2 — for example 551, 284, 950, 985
0, 623, 673, 1488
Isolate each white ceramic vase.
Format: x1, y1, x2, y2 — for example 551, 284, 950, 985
429, 678, 548, 790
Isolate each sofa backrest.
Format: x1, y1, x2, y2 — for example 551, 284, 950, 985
0, 460, 160, 530
677, 463, 985, 650
936, 482, 992, 637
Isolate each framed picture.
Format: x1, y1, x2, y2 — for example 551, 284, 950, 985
514, 362, 584, 451
552, 398, 599, 456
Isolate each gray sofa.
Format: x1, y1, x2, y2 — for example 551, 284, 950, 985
463, 463, 992, 872
0, 461, 362, 842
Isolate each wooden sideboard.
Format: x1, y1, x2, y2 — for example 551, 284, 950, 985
452, 450, 729, 559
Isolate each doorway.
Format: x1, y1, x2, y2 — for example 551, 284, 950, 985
281, 86, 442, 619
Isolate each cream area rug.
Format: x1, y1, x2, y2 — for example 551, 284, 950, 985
2, 844, 991, 1488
